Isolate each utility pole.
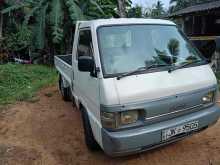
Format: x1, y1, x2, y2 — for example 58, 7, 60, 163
117, 0, 127, 18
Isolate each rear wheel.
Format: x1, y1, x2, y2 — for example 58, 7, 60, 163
59, 75, 71, 101
81, 106, 100, 150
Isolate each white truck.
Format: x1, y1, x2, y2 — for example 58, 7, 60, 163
55, 18, 220, 156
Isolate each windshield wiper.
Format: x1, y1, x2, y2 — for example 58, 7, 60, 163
168, 60, 202, 73
117, 63, 169, 80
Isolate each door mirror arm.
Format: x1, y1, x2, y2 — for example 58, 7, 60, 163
90, 67, 100, 78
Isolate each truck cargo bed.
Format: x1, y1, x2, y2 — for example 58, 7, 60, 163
57, 55, 72, 65
54, 54, 72, 85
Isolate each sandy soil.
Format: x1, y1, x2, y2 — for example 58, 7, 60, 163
0, 86, 220, 165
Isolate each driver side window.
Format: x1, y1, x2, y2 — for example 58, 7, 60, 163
77, 29, 93, 59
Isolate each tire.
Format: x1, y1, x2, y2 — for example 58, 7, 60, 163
81, 106, 100, 150
59, 75, 71, 101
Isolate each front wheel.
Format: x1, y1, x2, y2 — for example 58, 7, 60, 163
59, 75, 71, 101
81, 107, 100, 150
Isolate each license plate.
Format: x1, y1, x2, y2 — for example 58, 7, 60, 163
162, 121, 199, 141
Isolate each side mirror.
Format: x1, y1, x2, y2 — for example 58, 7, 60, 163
78, 56, 94, 72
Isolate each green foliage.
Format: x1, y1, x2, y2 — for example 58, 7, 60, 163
0, 63, 57, 105
97, 0, 118, 18
0, 0, 128, 61
128, 5, 143, 18
147, 0, 165, 18
82, 0, 106, 19
64, 0, 85, 22
49, 0, 64, 43
23, 0, 45, 24
33, 3, 48, 49
215, 72, 220, 90
215, 72, 220, 81
5, 24, 32, 52
2, 0, 110, 50
89, 0, 105, 16
1, 1, 26, 14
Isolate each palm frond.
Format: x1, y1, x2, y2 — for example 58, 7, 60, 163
33, 3, 48, 49
1, 2, 26, 14
24, 0, 45, 24
50, 0, 64, 43
52, 27, 63, 43
65, 0, 85, 22
89, 0, 105, 15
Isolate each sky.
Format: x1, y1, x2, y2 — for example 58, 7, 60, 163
132, 0, 171, 9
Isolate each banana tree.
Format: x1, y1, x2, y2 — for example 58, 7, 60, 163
1, 0, 105, 49
0, 14, 2, 38
0, 0, 5, 38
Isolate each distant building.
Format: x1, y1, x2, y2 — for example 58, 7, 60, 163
168, 0, 220, 71
168, 0, 220, 37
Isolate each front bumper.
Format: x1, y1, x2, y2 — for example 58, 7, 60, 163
101, 105, 220, 156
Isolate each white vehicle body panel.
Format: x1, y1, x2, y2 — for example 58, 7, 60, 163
54, 18, 220, 156
54, 55, 72, 86
111, 65, 216, 105
71, 23, 103, 146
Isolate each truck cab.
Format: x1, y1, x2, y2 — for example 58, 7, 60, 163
55, 18, 220, 156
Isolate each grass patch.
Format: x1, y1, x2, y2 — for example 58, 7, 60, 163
0, 63, 57, 105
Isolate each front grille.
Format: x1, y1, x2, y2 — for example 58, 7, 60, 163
145, 104, 204, 121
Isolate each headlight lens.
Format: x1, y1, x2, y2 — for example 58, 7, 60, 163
202, 91, 215, 104
101, 110, 140, 129
101, 112, 117, 129
120, 110, 138, 125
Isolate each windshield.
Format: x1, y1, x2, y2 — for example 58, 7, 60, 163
97, 25, 204, 76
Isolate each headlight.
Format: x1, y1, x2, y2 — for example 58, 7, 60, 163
120, 110, 138, 125
202, 91, 215, 104
100, 111, 117, 129
101, 110, 140, 129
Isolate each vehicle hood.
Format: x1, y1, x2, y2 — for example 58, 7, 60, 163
110, 65, 217, 105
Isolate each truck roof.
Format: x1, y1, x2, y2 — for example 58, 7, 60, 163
78, 18, 176, 28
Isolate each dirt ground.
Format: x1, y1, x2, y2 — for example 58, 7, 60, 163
0, 86, 220, 165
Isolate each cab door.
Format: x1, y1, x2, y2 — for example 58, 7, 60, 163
73, 28, 101, 144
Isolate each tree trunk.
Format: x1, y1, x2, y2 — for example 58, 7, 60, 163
0, 14, 3, 38
117, 0, 127, 18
